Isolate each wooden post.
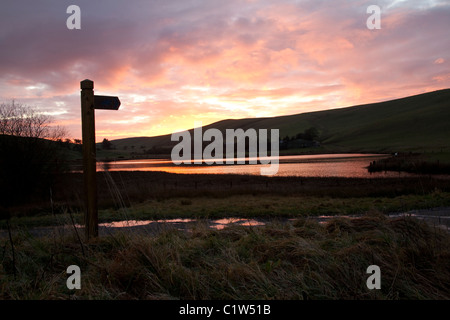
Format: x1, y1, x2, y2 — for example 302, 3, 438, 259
81, 79, 98, 240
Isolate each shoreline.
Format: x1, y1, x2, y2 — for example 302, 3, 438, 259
64, 151, 450, 177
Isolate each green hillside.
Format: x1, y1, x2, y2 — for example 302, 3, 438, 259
104, 89, 450, 157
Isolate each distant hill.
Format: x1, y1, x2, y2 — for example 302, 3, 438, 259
102, 89, 450, 157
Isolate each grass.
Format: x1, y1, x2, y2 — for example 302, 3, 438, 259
1, 211, 449, 299
1, 170, 449, 300
4, 191, 450, 230
2, 170, 450, 229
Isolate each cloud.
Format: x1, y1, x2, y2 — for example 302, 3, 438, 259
0, 0, 449, 141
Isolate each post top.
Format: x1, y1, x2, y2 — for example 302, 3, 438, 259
81, 79, 94, 89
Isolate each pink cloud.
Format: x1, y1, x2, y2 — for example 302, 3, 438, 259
0, 0, 449, 141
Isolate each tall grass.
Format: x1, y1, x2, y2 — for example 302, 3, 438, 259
1, 211, 449, 299
5, 171, 450, 220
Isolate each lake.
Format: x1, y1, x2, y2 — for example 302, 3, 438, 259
92, 153, 419, 178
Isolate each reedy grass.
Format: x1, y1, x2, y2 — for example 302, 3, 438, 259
1, 211, 449, 300
2, 171, 449, 300
2, 189, 450, 230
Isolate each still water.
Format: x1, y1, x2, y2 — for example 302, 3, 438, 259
94, 154, 416, 178
77, 212, 449, 234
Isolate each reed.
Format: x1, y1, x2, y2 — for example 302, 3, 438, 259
3, 171, 450, 220
1, 211, 449, 300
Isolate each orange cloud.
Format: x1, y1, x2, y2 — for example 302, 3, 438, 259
0, 0, 449, 142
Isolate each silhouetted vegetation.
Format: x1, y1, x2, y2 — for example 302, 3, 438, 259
368, 153, 450, 174
280, 127, 320, 150
297, 127, 320, 141
101, 138, 113, 150
0, 102, 68, 214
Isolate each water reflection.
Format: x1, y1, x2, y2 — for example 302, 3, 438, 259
211, 218, 266, 230
11, 212, 446, 239
93, 218, 266, 230
98, 218, 195, 228
83, 154, 418, 178
94, 213, 449, 233
99, 220, 151, 228
388, 213, 450, 231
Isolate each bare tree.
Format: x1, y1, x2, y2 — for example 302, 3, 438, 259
0, 101, 67, 139
0, 102, 68, 212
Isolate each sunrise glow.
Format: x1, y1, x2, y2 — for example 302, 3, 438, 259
1, 0, 449, 141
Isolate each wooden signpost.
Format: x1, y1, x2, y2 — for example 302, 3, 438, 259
94, 95, 121, 110
80, 79, 120, 240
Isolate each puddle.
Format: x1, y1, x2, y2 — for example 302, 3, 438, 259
307, 215, 356, 224
99, 220, 153, 228
98, 218, 266, 231
2, 209, 448, 239
388, 213, 450, 231
210, 218, 266, 230
59, 218, 266, 236
72, 218, 196, 229
68, 212, 450, 233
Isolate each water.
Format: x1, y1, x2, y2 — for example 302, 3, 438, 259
66, 208, 449, 235
93, 153, 417, 178
94, 218, 266, 231
3, 210, 447, 239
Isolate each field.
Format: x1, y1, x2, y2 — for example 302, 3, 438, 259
1, 209, 449, 300
3, 171, 450, 226
1, 171, 450, 300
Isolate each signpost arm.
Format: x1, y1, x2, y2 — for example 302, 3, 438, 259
80, 79, 98, 240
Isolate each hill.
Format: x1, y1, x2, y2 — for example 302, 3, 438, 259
100, 88, 450, 158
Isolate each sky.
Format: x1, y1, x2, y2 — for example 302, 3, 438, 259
1, 0, 449, 142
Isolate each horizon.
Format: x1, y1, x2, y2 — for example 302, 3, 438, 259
106, 87, 450, 142
1, 1, 449, 142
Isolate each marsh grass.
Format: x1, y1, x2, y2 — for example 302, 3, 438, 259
1, 211, 449, 300
3, 189, 450, 230
2, 171, 449, 300
3, 171, 450, 226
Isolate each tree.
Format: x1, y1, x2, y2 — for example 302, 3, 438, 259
0, 102, 68, 212
73, 139, 82, 152
101, 138, 112, 150
303, 127, 319, 141
0, 101, 67, 140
